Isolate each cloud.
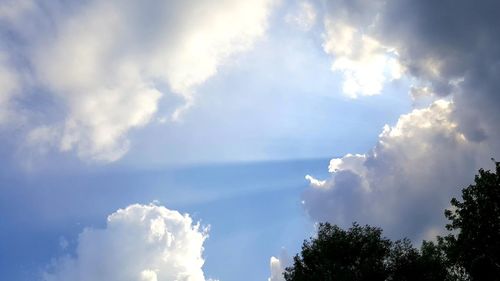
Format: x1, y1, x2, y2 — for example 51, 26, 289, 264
303, 100, 496, 240
1, 0, 277, 162
303, 0, 500, 240
0, 52, 19, 124
268, 250, 289, 281
268, 256, 286, 281
285, 1, 317, 31
322, 0, 500, 123
321, 3, 402, 98
44, 204, 213, 281
0, 0, 34, 23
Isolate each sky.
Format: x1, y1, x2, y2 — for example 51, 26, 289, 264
0, 0, 499, 281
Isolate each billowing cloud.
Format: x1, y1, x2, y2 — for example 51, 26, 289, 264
44, 204, 213, 281
304, 100, 494, 239
1, 0, 277, 161
303, 0, 500, 240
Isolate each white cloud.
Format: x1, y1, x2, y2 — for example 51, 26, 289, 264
16, 0, 277, 162
303, 100, 496, 239
322, 18, 402, 98
0, 0, 34, 23
304, 174, 326, 188
268, 250, 289, 281
285, 1, 317, 31
44, 203, 213, 281
0, 52, 19, 125
268, 256, 286, 281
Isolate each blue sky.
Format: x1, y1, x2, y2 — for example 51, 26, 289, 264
1, 1, 500, 281
0, 159, 329, 281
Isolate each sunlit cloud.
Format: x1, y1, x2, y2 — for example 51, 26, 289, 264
1, 0, 278, 162
303, 100, 492, 239
44, 204, 213, 281
323, 19, 402, 98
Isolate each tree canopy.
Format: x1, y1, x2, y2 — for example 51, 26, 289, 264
284, 223, 449, 281
283, 223, 390, 281
441, 160, 500, 280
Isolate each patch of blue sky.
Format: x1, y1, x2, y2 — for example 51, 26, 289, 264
123, 11, 412, 167
0, 158, 328, 281
0, 2, 416, 280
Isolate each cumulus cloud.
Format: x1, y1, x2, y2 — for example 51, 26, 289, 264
34, 0, 277, 161
1, 0, 277, 161
304, 101, 494, 239
322, 0, 500, 122
303, 0, 500, 240
44, 204, 213, 281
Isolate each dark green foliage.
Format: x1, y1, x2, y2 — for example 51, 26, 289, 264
418, 241, 452, 281
441, 161, 500, 281
387, 239, 450, 281
284, 223, 391, 281
386, 239, 421, 281
284, 223, 449, 281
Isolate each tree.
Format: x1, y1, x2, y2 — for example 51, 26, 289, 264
284, 223, 391, 281
283, 223, 449, 281
441, 160, 500, 280
386, 239, 449, 281
419, 241, 452, 281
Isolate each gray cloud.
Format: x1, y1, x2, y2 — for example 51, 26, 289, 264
304, 0, 500, 240
304, 101, 491, 240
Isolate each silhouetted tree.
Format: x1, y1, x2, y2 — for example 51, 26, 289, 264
284, 223, 391, 281
418, 241, 453, 281
387, 239, 450, 281
284, 223, 449, 281
441, 160, 500, 281
386, 238, 421, 281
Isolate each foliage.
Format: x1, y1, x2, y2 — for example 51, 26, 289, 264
284, 223, 391, 281
387, 239, 449, 281
441, 160, 500, 280
284, 223, 449, 281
